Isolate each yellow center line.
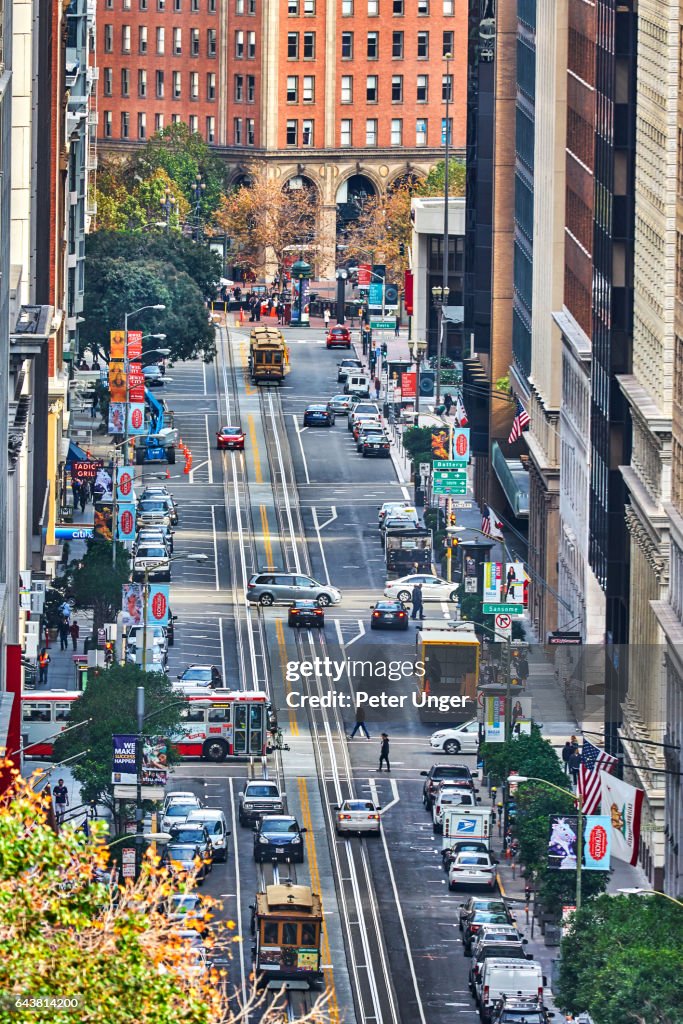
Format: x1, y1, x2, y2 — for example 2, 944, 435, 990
259, 504, 273, 570
249, 414, 263, 482
275, 618, 299, 736
298, 777, 340, 1024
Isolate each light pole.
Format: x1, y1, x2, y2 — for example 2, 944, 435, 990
123, 304, 166, 466
191, 173, 205, 241
441, 50, 452, 404
617, 887, 683, 908
159, 188, 176, 231
510, 775, 583, 910
335, 269, 348, 325
432, 284, 450, 407
408, 338, 428, 413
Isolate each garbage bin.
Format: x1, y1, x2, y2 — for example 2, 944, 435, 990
544, 924, 561, 947
414, 485, 425, 508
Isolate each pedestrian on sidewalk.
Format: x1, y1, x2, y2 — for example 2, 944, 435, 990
323, 306, 331, 328
568, 748, 581, 787
444, 393, 453, 416
350, 707, 370, 739
53, 779, 69, 824
562, 740, 573, 774
90, 392, 98, 419
70, 620, 80, 652
58, 620, 70, 652
518, 654, 529, 683
410, 582, 424, 621
374, 376, 381, 401
38, 648, 50, 684
59, 600, 71, 625
79, 483, 88, 514
377, 733, 391, 772
71, 478, 82, 508
394, 320, 400, 338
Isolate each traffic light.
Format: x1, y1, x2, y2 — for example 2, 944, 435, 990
381, 342, 388, 357
449, 512, 457, 526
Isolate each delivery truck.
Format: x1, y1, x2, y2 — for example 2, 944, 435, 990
442, 806, 492, 850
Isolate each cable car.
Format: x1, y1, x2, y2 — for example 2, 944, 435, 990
251, 882, 323, 988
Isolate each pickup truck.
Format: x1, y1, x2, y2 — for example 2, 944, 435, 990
238, 780, 285, 825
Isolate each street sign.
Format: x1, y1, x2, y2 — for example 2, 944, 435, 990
433, 460, 462, 470
483, 602, 524, 616
370, 320, 396, 330
494, 612, 512, 642
432, 469, 467, 495
451, 500, 474, 510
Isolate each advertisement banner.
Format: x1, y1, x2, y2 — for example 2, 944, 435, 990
401, 372, 417, 399
116, 468, 135, 503
112, 734, 138, 786
599, 772, 644, 866
404, 270, 414, 315
128, 403, 146, 435
121, 583, 144, 626
141, 735, 169, 786
503, 562, 526, 604
547, 815, 578, 870
148, 584, 170, 626
108, 360, 127, 402
484, 694, 505, 743
94, 501, 113, 541
108, 402, 126, 435
451, 427, 471, 463
116, 503, 136, 542
291, 279, 310, 324
358, 264, 372, 287
584, 815, 612, 871
128, 367, 145, 403
483, 562, 503, 602
110, 330, 125, 360
511, 696, 532, 736
127, 329, 143, 361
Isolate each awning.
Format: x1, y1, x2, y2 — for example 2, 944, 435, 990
492, 441, 529, 517
66, 440, 94, 466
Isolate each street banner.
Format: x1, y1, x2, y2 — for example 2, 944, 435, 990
401, 372, 417, 399
141, 735, 169, 786
584, 815, 612, 871
94, 501, 113, 542
108, 402, 126, 435
121, 583, 144, 626
547, 815, 578, 870
112, 734, 138, 786
451, 427, 471, 463
404, 270, 414, 315
128, 367, 145, 403
148, 584, 170, 626
358, 264, 372, 287
483, 694, 505, 743
110, 330, 125, 360
599, 772, 644, 866
291, 279, 310, 324
108, 360, 126, 403
116, 468, 135, 503
116, 503, 136, 542
503, 562, 526, 604
127, 329, 143, 361
128, 402, 146, 435
483, 562, 503, 602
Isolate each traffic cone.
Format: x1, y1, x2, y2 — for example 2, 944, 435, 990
270, 305, 277, 319
239, 307, 245, 324
165, 468, 171, 479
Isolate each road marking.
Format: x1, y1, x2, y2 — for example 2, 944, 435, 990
275, 618, 298, 737
260, 505, 274, 573
210, 505, 220, 592
311, 506, 332, 586
202, 361, 207, 396
204, 415, 214, 483
247, 414, 262, 482
292, 413, 310, 485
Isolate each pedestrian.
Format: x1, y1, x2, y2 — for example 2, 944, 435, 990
90, 391, 98, 419
38, 647, 50, 684
410, 582, 424, 621
561, 740, 573, 774
374, 376, 381, 401
58, 619, 69, 651
377, 733, 390, 772
69, 620, 80, 652
59, 600, 71, 625
394, 319, 400, 337
568, 748, 581, 787
53, 778, 69, 824
444, 393, 453, 416
79, 483, 88, 514
517, 655, 529, 683
323, 306, 331, 328
71, 478, 81, 507
350, 706, 370, 739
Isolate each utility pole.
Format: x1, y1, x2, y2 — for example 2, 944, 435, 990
135, 685, 145, 879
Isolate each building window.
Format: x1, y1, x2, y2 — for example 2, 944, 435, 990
189, 115, 198, 132
417, 31, 428, 58
416, 118, 427, 145
341, 32, 353, 58
156, 69, 164, 97
157, 0, 165, 8
366, 75, 378, 102
247, 118, 255, 144
236, 0, 244, 9
247, 74, 255, 100
138, 68, 147, 96
235, 74, 243, 100
248, 0, 256, 11
191, 27, 199, 55
139, 0, 147, 7
155, 113, 164, 132
234, 117, 243, 143
104, 0, 113, 8
418, 0, 428, 11
303, 75, 314, 101
287, 76, 298, 101
302, 119, 313, 145
156, 26, 165, 53
443, 0, 453, 11
392, 31, 403, 57
288, 32, 299, 58
207, 29, 216, 55
104, 23, 113, 50
138, 112, 147, 139
288, 0, 298, 12
247, 31, 256, 57
366, 119, 377, 145
172, 113, 180, 123
208, 0, 216, 10
173, 27, 182, 54
190, 71, 199, 99
367, 31, 378, 58
368, 0, 378, 13
416, 74, 427, 101
121, 68, 130, 96
303, 0, 314, 12
442, 74, 452, 101
121, 112, 130, 138
236, 30, 244, 57
392, 0, 403, 11
103, 67, 113, 95
341, 75, 352, 103
286, 119, 298, 145
442, 30, 453, 56
206, 115, 215, 142
103, 110, 112, 136
303, 32, 314, 58
207, 72, 216, 99
174, 0, 181, 9
138, 26, 147, 53
173, 70, 181, 97
391, 74, 402, 101
341, 0, 353, 12
191, 0, 199, 9
340, 119, 352, 146
122, 25, 131, 52
391, 118, 402, 145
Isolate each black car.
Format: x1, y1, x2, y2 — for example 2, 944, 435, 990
303, 404, 335, 427
370, 600, 409, 630
421, 763, 477, 808
253, 815, 307, 863
361, 433, 391, 458
288, 600, 325, 628
168, 824, 214, 870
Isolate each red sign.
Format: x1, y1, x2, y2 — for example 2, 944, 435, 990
404, 270, 414, 316
401, 372, 417, 399
118, 470, 133, 497
72, 459, 103, 481
127, 330, 143, 360
455, 433, 468, 457
120, 510, 134, 535
128, 367, 145, 403
588, 824, 609, 863
358, 263, 372, 287
151, 591, 168, 621
130, 406, 144, 430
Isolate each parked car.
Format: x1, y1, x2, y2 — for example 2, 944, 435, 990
335, 799, 381, 835
430, 719, 480, 755
337, 358, 363, 383
163, 843, 207, 885
252, 815, 307, 863
132, 545, 171, 582
247, 572, 341, 607
134, 526, 174, 555
448, 851, 498, 891
327, 394, 353, 415
288, 600, 325, 628
238, 780, 285, 826
168, 823, 214, 870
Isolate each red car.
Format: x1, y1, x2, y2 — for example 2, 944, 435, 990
326, 325, 351, 349
216, 425, 245, 450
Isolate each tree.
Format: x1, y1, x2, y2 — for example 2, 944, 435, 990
66, 540, 131, 634
340, 186, 413, 282
52, 663, 184, 809
416, 160, 467, 198
95, 162, 191, 233
557, 894, 683, 1024
134, 123, 228, 223
87, 231, 222, 300
214, 164, 319, 280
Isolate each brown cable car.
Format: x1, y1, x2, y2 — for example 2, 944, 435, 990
251, 882, 323, 988
249, 325, 290, 384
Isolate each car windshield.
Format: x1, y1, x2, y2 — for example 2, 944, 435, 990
169, 846, 197, 859
470, 900, 504, 911
474, 912, 509, 923
166, 803, 198, 817
433, 766, 470, 780
499, 1014, 544, 1023
172, 829, 206, 842
263, 819, 299, 833
345, 801, 375, 811
478, 945, 525, 959
222, 426, 241, 433
136, 547, 167, 558
458, 856, 490, 865
247, 785, 280, 797
376, 602, 400, 610
170, 895, 202, 914
307, 405, 327, 411
139, 501, 167, 512
182, 668, 210, 679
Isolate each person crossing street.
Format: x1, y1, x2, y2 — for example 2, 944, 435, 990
377, 733, 391, 772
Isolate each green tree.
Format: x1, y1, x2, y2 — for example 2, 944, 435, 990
67, 540, 131, 634
87, 231, 221, 300
133, 123, 228, 223
52, 662, 183, 809
557, 894, 683, 1024
417, 159, 467, 198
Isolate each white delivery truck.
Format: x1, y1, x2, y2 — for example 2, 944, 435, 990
442, 806, 492, 850
476, 958, 545, 1023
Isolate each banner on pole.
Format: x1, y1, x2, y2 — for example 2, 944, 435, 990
108, 402, 126, 435
128, 403, 146, 434
116, 503, 136, 542
112, 734, 137, 785
121, 583, 144, 626
147, 585, 170, 626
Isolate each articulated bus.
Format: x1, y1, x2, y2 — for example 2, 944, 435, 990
21, 689, 269, 762
415, 622, 481, 723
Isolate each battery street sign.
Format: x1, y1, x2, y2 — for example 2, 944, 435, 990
483, 602, 524, 616
432, 470, 467, 495
433, 460, 462, 470
370, 320, 396, 330
451, 500, 474, 510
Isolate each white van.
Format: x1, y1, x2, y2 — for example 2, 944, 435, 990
344, 373, 371, 397
476, 958, 544, 1022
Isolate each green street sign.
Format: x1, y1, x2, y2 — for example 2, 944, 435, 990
370, 320, 396, 330
432, 469, 467, 495
483, 603, 525, 616
434, 458, 468, 469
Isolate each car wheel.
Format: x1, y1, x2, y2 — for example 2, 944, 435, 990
444, 739, 461, 755
317, 594, 331, 607
448, 882, 455, 892
259, 593, 274, 606
449, 591, 459, 603
203, 739, 229, 763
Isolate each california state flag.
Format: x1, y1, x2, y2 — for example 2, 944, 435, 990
599, 772, 644, 866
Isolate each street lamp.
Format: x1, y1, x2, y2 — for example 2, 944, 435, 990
432, 284, 450, 407
441, 50, 453, 407
408, 338, 428, 413
191, 174, 206, 241
159, 188, 176, 231
617, 887, 683, 908
335, 269, 348, 326
122, 305, 166, 466
509, 775, 583, 910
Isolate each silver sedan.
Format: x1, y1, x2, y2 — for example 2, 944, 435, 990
335, 799, 382, 835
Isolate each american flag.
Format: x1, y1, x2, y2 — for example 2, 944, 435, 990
481, 503, 504, 540
508, 398, 531, 444
577, 739, 617, 814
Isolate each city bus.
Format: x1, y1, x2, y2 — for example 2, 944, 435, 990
20, 688, 269, 762
415, 622, 481, 723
